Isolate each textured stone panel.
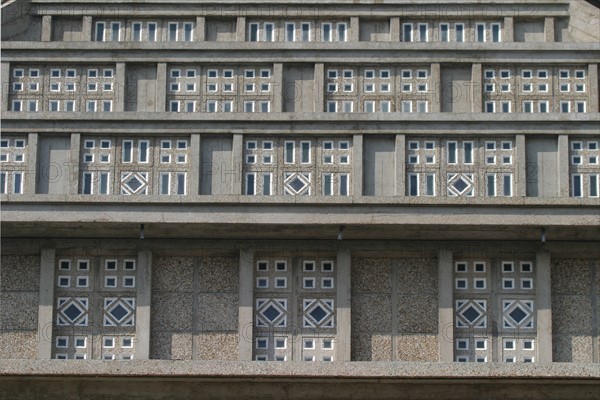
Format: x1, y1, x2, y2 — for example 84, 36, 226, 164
0, 331, 38, 359
0, 256, 40, 292
197, 293, 238, 331
351, 294, 392, 333
351, 258, 391, 294
551, 259, 591, 295
396, 259, 437, 294
396, 294, 438, 334
199, 257, 239, 293
351, 332, 392, 361
552, 295, 592, 335
152, 257, 194, 292
396, 334, 438, 362
195, 333, 238, 360
150, 332, 193, 360
0, 293, 38, 330
553, 334, 594, 363
150, 292, 193, 332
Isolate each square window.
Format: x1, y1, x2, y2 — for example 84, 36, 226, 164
105, 260, 117, 270
500, 70, 510, 79
303, 339, 315, 349
521, 278, 533, 289
245, 70, 255, 78
486, 156, 496, 164
456, 356, 469, 362
58, 276, 70, 287
274, 278, 287, 289
409, 155, 419, 164
425, 155, 435, 164
456, 339, 468, 350
123, 260, 136, 270
425, 141, 434, 150
522, 70, 532, 79
59, 260, 71, 270
380, 70, 390, 79
303, 277, 315, 289
56, 337, 68, 348
274, 261, 287, 271
474, 278, 486, 289
256, 338, 268, 349
560, 83, 570, 92
257, 261, 268, 271
504, 340, 515, 350
501, 84, 510, 92
343, 69, 353, 79
503, 278, 514, 289
303, 261, 315, 272
255, 355, 267, 361
339, 141, 350, 150
502, 262, 514, 273
588, 142, 598, 150
75, 337, 87, 348
485, 83, 494, 92
103, 337, 115, 348
575, 70, 585, 79
123, 276, 135, 288
474, 262, 486, 272
455, 262, 467, 273
521, 262, 533, 273
83, 154, 93, 163
455, 279, 467, 289
122, 337, 133, 348
322, 277, 334, 289
417, 70, 427, 79
322, 339, 334, 349
77, 260, 89, 270
76, 276, 89, 288
327, 70, 338, 79
364, 70, 375, 79
523, 340, 534, 350
256, 277, 269, 289
275, 338, 287, 349
537, 70, 548, 79
105, 276, 117, 288
402, 83, 412, 92
484, 70, 495, 79
476, 340, 486, 350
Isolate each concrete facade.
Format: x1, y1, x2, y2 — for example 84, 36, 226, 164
1, 0, 599, 398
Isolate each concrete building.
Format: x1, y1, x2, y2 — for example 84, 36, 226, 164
1, 0, 599, 398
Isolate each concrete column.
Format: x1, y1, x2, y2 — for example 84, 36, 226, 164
273, 63, 283, 113
335, 247, 351, 361
231, 134, 243, 195
535, 250, 552, 362
41, 15, 52, 41
503, 17, 514, 42
69, 133, 80, 195
26, 133, 38, 194
516, 135, 527, 197
591, 260, 599, 363
156, 63, 167, 112
557, 134, 569, 197
190, 134, 201, 195
430, 63, 441, 113
438, 248, 454, 362
114, 63, 126, 112
195, 17, 205, 42
350, 17, 360, 42
37, 248, 55, 359
544, 17, 555, 43
471, 63, 483, 113
239, 248, 255, 360
588, 64, 599, 113
390, 17, 400, 42
135, 250, 152, 360
314, 63, 324, 112
82, 16, 92, 41
352, 134, 363, 196
395, 134, 406, 196
1, 62, 10, 111
236, 17, 246, 41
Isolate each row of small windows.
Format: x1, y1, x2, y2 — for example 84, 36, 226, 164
170, 68, 271, 79
11, 100, 113, 112
327, 82, 427, 93
80, 171, 187, 196
13, 82, 114, 93
403, 22, 501, 43
327, 69, 428, 80
484, 82, 586, 93
244, 172, 350, 197
171, 82, 271, 93
249, 22, 347, 42
484, 100, 587, 113
95, 21, 193, 42
406, 173, 513, 197
169, 100, 270, 113
484, 69, 586, 80
326, 100, 429, 113
12, 68, 114, 79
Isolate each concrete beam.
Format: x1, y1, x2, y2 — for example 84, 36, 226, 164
430, 63, 441, 113
135, 250, 152, 360
272, 63, 283, 113
314, 63, 324, 112
438, 248, 454, 362
352, 134, 363, 196
156, 63, 167, 112
81, 16, 92, 41
69, 133, 80, 195
535, 249, 552, 363
1, 62, 10, 112
588, 64, 599, 113
37, 248, 55, 359
114, 63, 126, 112
471, 63, 482, 113
557, 134, 569, 197
190, 134, 201, 195
335, 246, 351, 362
238, 248, 254, 361
195, 17, 205, 42
231, 134, 243, 195
26, 133, 38, 195
236, 17, 246, 42
41, 15, 52, 42
503, 17, 514, 42
390, 17, 400, 42
516, 134, 526, 197
544, 17, 555, 43
395, 134, 405, 197
350, 17, 359, 42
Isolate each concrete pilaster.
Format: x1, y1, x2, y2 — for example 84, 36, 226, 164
314, 63, 324, 112
438, 249, 454, 362
516, 135, 527, 197
239, 248, 255, 361
350, 17, 359, 42
156, 63, 167, 112
135, 250, 152, 360
26, 133, 38, 195
231, 134, 243, 195
195, 17, 205, 42
69, 133, 80, 195
588, 64, 599, 113
544, 17, 555, 43
352, 134, 363, 196
236, 17, 246, 41
503, 17, 514, 42
41, 15, 52, 41
190, 134, 201, 195
114, 63, 126, 112
395, 134, 406, 196
430, 63, 441, 113
1, 62, 10, 111
335, 247, 351, 361
557, 134, 569, 197
471, 63, 482, 112
390, 17, 400, 42
37, 248, 55, 359
535, 250, 552, 363
273, 63, 283, 113
82, 16, 92, 41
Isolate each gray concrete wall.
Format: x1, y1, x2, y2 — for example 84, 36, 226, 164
441, 66, 472, 113
125, 64, 158, 112
51, 17, 82, 42
205, 19, 236, 42
359, 19, 390, 42
525, 137, 559, 197
36, 136, 70, 194
283, 64, 315, 113
363, 136, 395, 196
515, 20, 545, 42
200, 136, 235, 195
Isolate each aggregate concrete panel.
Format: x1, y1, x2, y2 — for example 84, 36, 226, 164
0, 292, 39, 331
150, 331, 193, 360
551, 258, 593, 294
396, 294, 438, 334
194, 332, 239, 360
0, 256, 40, 291
396, 334, 438, 362
150, 292, 193, 332
152, 256, 194, 292
552, 295, 593, 335
351, 332, 393, 361
351, 294, 392, 333
351, 257, 391, 294
0, 332, 38, 359
197, 293, 239, 331
199, 257, 239, 293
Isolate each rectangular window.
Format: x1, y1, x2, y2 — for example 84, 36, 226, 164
491, 23, 501, 42
539, 101, 549, 113
301, 141, 311, 163
148, 22, 157, 41
337, 23, 347, 42
0, 172, 6, 194
111, 22, 120, 41
590, 175, 598, 197
223, 101, 233, 112
409, 174, 419, 196
13, 172, 23, 194
169, 22, 178, 41
138, 141, 149, 163
207, 100, 217, 113
244, 101, 254, 113
95, 22, 105, 41
122, 140, 133, 162
476, 23, 486, 42
82, 172, 93, 194
403, 23, 413, 42
183, 23, 193, 41
440, 23, 449, 42
364, 101, 375, 113
455, 23, 464, 42
576, 102, 586, 113
49, 100, 60, 112
425, 174, 435, 196
418, 23, 428, 42
503, 174, 512, 196
285, 141, 295, 164
381, 101, 391, 113
402, 101, 412, 113
343, 101, 353, 113
86, 101, 96, 112
301, 22, 310, 41
245, 173, 256, 195
176, 173, 186, 195
417, 101, 428, 113
102, 101, 112, 112
265, 23, 274, 41
501, 101, 511, 113
285, 22, 295, 41
185, 101, 195, 113
340, 174, 349, 196
260, 101, 270, 113
12, 100, 22, 112
323, 174, 333, 196
447, 141, 457, 164
561, 101, 570, 113
463, 142, 473, 164
132, 22, 142, 41
249, 23, 259, 41
170, 101, 179, 112
322, 23, 332, 42
486, 174, 496, 196
523, 101, 533, 113
327, 101, 337, 112
572, 174, 582, 197
262, 173, 272, 195
160, 173, 170, 195
99, 172, 109, 194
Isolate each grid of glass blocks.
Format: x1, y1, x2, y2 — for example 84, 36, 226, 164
0, 135, 27, 195
569, 138, 600, 197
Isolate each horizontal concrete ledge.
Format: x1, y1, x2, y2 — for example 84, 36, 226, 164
1, 360, 598, 379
